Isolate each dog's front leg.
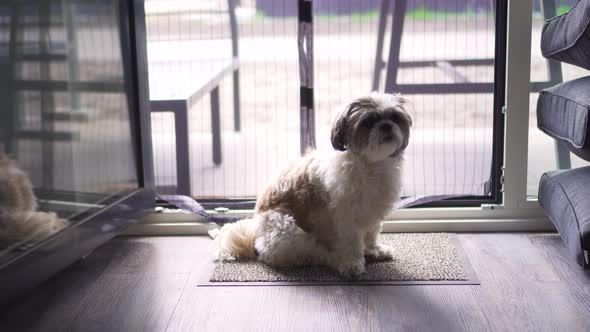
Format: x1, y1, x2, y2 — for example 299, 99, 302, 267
364, 223, 394, 261
328, 226, 366, 278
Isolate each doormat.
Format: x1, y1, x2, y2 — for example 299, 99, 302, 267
200, 233, 479, 286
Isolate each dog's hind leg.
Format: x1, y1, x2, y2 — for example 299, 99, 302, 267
254, 210, 329, 267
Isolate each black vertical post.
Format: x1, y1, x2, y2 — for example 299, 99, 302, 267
298, 0, 315, 154
123, 0, 155, 191
487, 0, 508, 200
384, 0, 407, 94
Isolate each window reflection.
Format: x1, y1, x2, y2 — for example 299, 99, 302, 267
0, 0, 138, 257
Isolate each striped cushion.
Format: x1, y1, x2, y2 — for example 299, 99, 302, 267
539, 167, 590, 267
541, 0, 590, 70
537, 76, 590, 161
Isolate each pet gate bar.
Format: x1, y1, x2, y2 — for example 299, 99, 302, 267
298, 0, 315, 153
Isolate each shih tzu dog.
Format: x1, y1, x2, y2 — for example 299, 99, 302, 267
0, 154, 69, 248
214, 93, 412, 278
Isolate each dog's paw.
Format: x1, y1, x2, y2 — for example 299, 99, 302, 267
364, 244, 394, 262
335, 257, 366, 279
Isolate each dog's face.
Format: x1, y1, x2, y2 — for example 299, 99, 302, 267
331, 93, 412, 162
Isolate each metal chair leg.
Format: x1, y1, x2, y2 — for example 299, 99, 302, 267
173, 105, 191, 196
384, 0, 407, 94
372, 0, 390, 92
228, 0, 241, 132
232, 70, 241, 132
210, 87, 222, 165
151, 100, 191, 196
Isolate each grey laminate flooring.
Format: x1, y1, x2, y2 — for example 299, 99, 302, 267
1, 233, 590, 332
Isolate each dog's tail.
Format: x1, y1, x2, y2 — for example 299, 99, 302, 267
212, 218, 258, 261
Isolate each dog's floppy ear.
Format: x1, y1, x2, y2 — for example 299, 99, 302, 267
392, 95, 412, 129
331, 111, 349, 151
399, 98, 413, 128
397, 108, 412, 129
392, 99, 413, 153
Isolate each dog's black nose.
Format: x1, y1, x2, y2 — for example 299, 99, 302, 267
379, 123, 392, 133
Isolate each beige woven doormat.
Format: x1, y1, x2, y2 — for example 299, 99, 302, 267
201, 233, 478, 286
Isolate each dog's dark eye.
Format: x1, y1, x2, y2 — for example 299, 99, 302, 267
360, 116, 379, 129
389, 111, 409, 127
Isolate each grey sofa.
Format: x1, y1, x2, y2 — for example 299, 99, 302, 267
537, 0, 590, 267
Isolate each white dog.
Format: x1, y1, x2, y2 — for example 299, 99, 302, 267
214, 93, 412, 278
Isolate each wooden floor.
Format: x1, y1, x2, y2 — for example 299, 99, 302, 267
1, 233, 590, 332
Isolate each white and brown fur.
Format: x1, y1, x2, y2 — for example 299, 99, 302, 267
214, 93, 412, 278
0, 154, 69, 247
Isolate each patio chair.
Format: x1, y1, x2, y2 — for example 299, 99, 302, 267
372, 0, 563, 93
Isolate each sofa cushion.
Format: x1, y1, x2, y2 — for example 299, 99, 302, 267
541, 0, 590, 70
539, 166, 590, 267
537, 76, 590, 161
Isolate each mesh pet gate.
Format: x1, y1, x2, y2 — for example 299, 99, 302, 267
144, 0, 567, 208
